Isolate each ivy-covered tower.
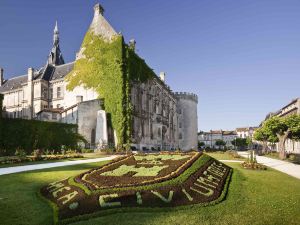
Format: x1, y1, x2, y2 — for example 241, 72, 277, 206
66, 3, 198, 151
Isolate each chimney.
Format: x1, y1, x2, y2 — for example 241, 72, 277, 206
28, 68, 34, 81
94, 3, 104, 15
129, 39, 136, 51
76, 95, 83, 103
0, 68, 3, 86
159, 72, 166, 82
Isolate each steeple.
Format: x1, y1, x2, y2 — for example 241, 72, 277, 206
47, 21, 65, 66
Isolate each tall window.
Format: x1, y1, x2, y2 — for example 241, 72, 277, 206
57, 87, 61, 98
49, 88, 53, 99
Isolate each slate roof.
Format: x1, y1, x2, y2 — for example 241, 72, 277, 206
50, 62, 74, 80
0, 62, 74, 93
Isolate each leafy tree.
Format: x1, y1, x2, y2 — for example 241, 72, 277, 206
262, 114, 300, 159
231, 138, 248, 150
253, 127, 278, 154
215, 139, 226, 149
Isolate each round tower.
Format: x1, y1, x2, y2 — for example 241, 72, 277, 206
174, 92, 198, 151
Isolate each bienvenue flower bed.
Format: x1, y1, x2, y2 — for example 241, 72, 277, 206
40, 152, 232, 224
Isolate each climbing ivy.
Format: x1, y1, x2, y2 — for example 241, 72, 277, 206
66, 31, 155, 149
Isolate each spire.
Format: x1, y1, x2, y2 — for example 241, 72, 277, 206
53, 20, 59, 46
47, 21, 65, 66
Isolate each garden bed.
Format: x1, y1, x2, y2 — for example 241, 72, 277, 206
40, 152, 232, 224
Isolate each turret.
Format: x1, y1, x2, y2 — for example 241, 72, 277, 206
175, 92, 198, 151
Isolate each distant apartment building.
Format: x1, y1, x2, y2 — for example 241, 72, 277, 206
236, 127, 257, 139
198, 130, 237, 148
258, 98, 300, 154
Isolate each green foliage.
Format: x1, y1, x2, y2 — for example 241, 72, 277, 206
198, 141, 205, 148
66, 32, 127, 147
0, 118, 85, 156
215, 139, 226, 146
263, 116, 287, 137
231, 138, 248, 148
261, 114, 300, 141
254, 126, 278, 143
260, 115, 300, 158
66, 31, 155, 148
15, 148, 26, 158
285, 114, 300, 141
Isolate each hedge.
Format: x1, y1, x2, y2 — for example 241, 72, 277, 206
0, 118, 85, 156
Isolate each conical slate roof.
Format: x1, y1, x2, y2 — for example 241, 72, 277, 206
89, 3, 117, 40
76, 3, 118, 60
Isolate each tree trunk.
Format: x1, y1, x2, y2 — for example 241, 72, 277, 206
277, 131, 290, 160
262, 141, 268, 154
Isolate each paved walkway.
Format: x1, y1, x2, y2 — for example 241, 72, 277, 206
238, 151, 300, 179
220, 160, 244, 163
0, 155, 118, 176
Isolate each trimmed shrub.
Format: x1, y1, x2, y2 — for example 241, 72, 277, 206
0, 118, 86, 156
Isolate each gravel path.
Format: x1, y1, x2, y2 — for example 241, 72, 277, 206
238, 151, 300, 179
0, 155, 118, 176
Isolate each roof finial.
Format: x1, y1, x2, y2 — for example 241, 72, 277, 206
54, 20, 58, 33
53, 21, 59, 46
94, 3, 104, 15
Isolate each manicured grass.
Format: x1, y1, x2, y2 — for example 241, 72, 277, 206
206, 152, 244, 161
0, 160, 300, 225
0, 161, 110, 225
0, 153, 109, 168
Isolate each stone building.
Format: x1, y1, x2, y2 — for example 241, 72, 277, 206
0, 3, 198, 151
198, 130, 237, 148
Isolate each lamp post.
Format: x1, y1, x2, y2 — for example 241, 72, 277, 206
235, 136, 237, 150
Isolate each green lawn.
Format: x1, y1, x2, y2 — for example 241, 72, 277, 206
0, 157, 300, 225
206, 151, 244, 161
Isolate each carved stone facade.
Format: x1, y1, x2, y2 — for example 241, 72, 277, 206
0, 3, 198, 150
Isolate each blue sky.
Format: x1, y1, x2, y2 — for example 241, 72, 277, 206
0, 0, 299, 131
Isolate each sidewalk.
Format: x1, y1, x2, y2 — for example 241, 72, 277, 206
0, 155, 118, 176
238, 151, 300, 179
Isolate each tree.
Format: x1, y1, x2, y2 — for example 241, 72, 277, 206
262, 114, 300, 159
253, 127, 277, 154
231, 138, 248, 150
215, 139, 226, 149
198, 141, 205, 149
